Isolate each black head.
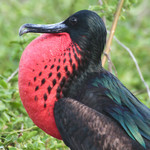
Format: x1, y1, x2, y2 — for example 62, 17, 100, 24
64, 10, 107, 63
19, 10, 107, 64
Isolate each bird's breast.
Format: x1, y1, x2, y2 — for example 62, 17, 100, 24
19, 33, 82, 139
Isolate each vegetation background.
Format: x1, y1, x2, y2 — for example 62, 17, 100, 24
0, 0, 150, 149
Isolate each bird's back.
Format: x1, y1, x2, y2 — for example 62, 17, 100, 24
65, 68, 150, 149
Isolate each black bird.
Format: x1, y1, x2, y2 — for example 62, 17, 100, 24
19, 10, 150, 150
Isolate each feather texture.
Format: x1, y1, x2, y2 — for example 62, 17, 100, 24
90, 70, 150, 148
54, 98, 144, 150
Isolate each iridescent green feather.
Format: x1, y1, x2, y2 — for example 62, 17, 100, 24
92, 72, 150, 148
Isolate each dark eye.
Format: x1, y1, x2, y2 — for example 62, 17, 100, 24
69, 17, 78, 25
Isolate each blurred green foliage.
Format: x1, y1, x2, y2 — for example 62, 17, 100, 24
0, 0, 150, 149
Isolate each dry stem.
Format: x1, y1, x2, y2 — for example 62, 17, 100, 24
113, 36, 150, 101
102, 0, 125, 66
6, 67, 19, 82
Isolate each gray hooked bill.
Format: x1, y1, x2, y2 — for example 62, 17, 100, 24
19, 22, 68, 36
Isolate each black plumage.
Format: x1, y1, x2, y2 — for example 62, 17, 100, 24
19, 10, 150, 150
54, 10, 150, 149
54, 69, 150, 150
54, 98, 144, 150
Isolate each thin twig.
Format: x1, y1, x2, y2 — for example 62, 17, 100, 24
108, 54, 113, 73
113, 36, 150, 101
1, 126, 37, 135
98, 0, 103, 5
6, 67, 19, 83
98, 0, 106, 24
18, 123, 24, 137
133, 89, 147, 96
103, 52, 118, 77
102, 0, 125, 66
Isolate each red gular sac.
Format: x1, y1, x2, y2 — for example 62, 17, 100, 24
19, 33, 82, 139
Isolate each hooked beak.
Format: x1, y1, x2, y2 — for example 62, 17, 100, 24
19, 22, 68, 36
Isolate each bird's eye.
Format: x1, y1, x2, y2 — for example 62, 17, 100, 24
69, 17, 78, 25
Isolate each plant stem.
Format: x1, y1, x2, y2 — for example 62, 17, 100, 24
113, 35, 150, 101
1, 126, 37, 135
6, 68, 19, 82
102, 0, 125, 67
